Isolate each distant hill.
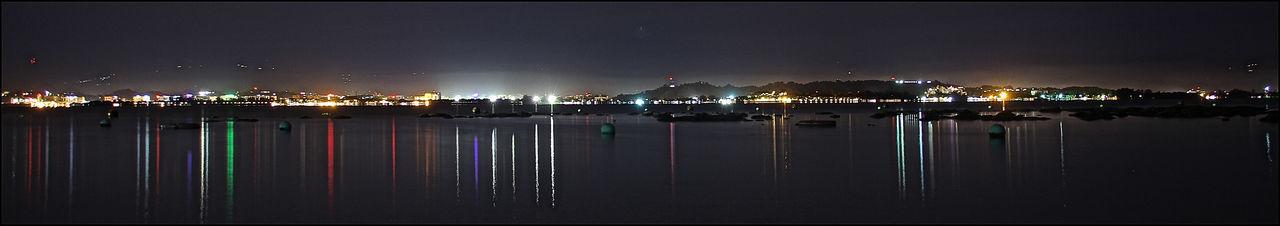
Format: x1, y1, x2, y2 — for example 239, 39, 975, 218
616, 80, 956, 100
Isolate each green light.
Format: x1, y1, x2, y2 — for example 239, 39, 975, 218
226, 121, 234, 221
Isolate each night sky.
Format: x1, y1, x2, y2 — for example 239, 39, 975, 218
2, 2, 1277, 96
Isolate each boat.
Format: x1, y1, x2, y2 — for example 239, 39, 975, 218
160, 122, 200, 129
795, 120, 836, 127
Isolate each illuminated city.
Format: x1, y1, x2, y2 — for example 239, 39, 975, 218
5, 78, 1276, 108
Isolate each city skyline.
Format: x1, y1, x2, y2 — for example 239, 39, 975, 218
3, 2, 1277, 95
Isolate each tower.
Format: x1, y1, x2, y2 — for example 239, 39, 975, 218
667, 76, 676, 88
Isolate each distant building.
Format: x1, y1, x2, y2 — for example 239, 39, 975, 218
416, 91, 441, 101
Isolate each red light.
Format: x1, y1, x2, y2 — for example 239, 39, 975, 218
29, 58, 36, 64
890, 77, 896, 80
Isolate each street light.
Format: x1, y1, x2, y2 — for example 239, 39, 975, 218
547, 95, 557, 115
532, 96, 542, 113
488, 95, 498, 114
999, 91, 1008, 111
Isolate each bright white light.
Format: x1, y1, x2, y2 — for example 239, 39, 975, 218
488, 95, 497, 102
533, 96, 542, 102
547, 95, 557, 104
635, 98, 644, 106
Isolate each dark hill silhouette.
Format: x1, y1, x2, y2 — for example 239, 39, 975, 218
616, 80, 952, 100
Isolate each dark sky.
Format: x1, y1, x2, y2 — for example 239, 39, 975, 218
3, 2, 1277, 96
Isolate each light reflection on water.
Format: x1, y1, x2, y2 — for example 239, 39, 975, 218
0, 106, 1277, 223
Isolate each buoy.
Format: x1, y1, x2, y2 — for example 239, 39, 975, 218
99, 119, 111, 127
107, 109, 119, 118
601, 123, 615, 134
988, 124, 1006, 138
279, 121, 292, 131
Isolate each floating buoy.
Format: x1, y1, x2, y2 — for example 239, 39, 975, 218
601, 123, 615, 134
99, 119, 111, 127
279, 121, 292, 131
989, 124, 1006, 138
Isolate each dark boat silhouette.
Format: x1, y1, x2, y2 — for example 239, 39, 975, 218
160, 122, 199, 129
796, 120, 836, 127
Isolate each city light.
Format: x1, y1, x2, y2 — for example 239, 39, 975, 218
4, 77, 1265, 109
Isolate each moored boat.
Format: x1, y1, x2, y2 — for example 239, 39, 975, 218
796, 120, 836, 127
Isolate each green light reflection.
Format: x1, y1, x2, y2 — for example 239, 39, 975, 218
226, 121, 234, 222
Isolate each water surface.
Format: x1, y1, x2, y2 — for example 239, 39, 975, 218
2, 103, 1276, 223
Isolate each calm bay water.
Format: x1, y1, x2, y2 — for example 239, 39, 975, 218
2, 101, 1277, 223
